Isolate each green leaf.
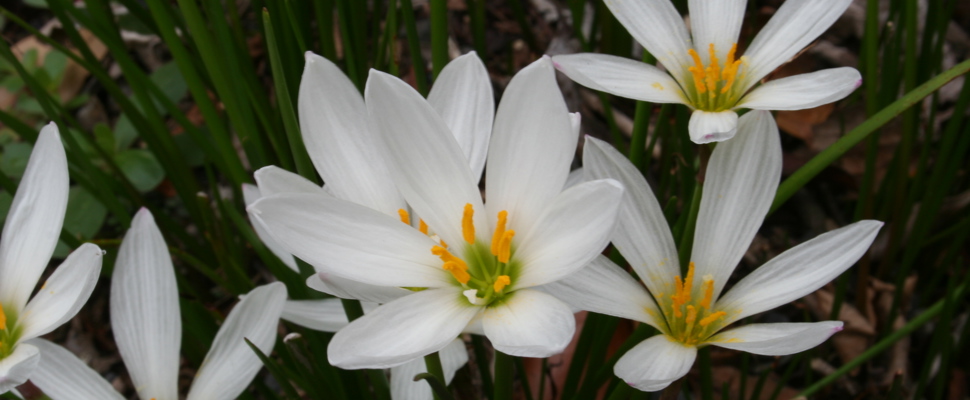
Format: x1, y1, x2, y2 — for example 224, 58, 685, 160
0, 142, 33, 178
113, 149, 165, 192
148, 62, 188, 113
53, 186, 107, 258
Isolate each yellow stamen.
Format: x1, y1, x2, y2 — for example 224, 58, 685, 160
419, 219, 429, 235
699, 277, 715, 309
443, 262, 471, 284
439, 238, 448, 248
432, 246, 468, 272
705, 44, 720, 95
491, 211, 509, 256
683, 262, 695, 301
699, 311, 727, 327
671, 300, 682, 318
0, 303, 6, 330
397, 209, 410, 225
462, 203, 475, 244
497, 230, 515, 263
687, 48, 707, 94
493, 275, 511, 292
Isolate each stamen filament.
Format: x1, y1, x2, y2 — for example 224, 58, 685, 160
493, 275, 511, 292
684, 305, 698, 340
462, 203, 475, 244
397, 209, 410, 225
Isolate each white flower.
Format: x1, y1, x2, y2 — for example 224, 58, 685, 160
28, 209, 287, 400
544, 111, 882, 391
249, 56, 624, 368
0, 123, 103, 393
551, 0, 861, 143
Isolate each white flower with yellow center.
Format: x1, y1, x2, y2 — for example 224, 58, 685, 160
28, 209, 287, 400
0, 123, 103, 393
551, 0, 861, 143
250, 56, 624, 367
545, 111, 882, 391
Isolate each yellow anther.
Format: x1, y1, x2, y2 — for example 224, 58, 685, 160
491, 210, 509, 256
705, 44, 720, 95
683, 262, 695, 301
397, 209, 410, 225
419, 219, 429, 235
0, 303, 6, 331
493, 275, 511, 292
432, 246, 468, 272
671, 301, 682, 318
443, 262, 471, 284
498, 230, 515, 263
462, 203, 475, 244
699, 311, 727, 327
687, 48, 707, 94
699, 278, 715, 309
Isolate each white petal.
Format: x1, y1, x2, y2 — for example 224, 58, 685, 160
540, 255, 662, 329
0, 343, 39, 393
743, 0, 853, 84
365, 70, 486, 247
614, 335, 696, 392
242, 184, 298, 271
281, 298, 349, 333
602, 0, 693, 85
25, 339, 124, 400
485, 56, 574, 234
562, 167, 585, 190
716, 220, 883, 324
307, 272, 411, 304
17, 243, 103, 340
299, 53, 406, 216
110, 209, 181, 400
515, 179, 623, 288
551, 54, 687, 104
691, 111, 780, 300
483, 289, 575, 358
328, 288, 479, 369
389, 339, 468, 400
0, 123, 68, 311
687, 0, 746, 66
583, 136, 680, 295
253, 166, 329, 197
707, 321, 844, 356
688, 110, 739, 144
249, 194, 450, 288
427, 52, 494, 180
737, 68, 862, 111
187, 282, 287, 400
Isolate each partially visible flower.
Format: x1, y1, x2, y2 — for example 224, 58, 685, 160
250, 56, 623, 368
552, 0, 860, 143
283, 297, 468, 400
545, 111, 882, 391
29, 209, 287, 400
0, 123, 103, 393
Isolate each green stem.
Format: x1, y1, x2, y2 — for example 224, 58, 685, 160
430, 0, 449, 79
494, 350, 515, 400
425, 352, 446, 400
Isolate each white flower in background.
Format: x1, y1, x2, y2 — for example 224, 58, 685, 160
544, 111, 882, 391
28, 209, 287, 400
552, 0, 861, 143
249, 56, 623, 368
0, 123, 103, 393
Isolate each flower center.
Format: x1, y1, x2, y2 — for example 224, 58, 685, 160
685, 43, 747, 111
420, 203, 519, 306
662, 262, 727, 345
0, 303, 21, 359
